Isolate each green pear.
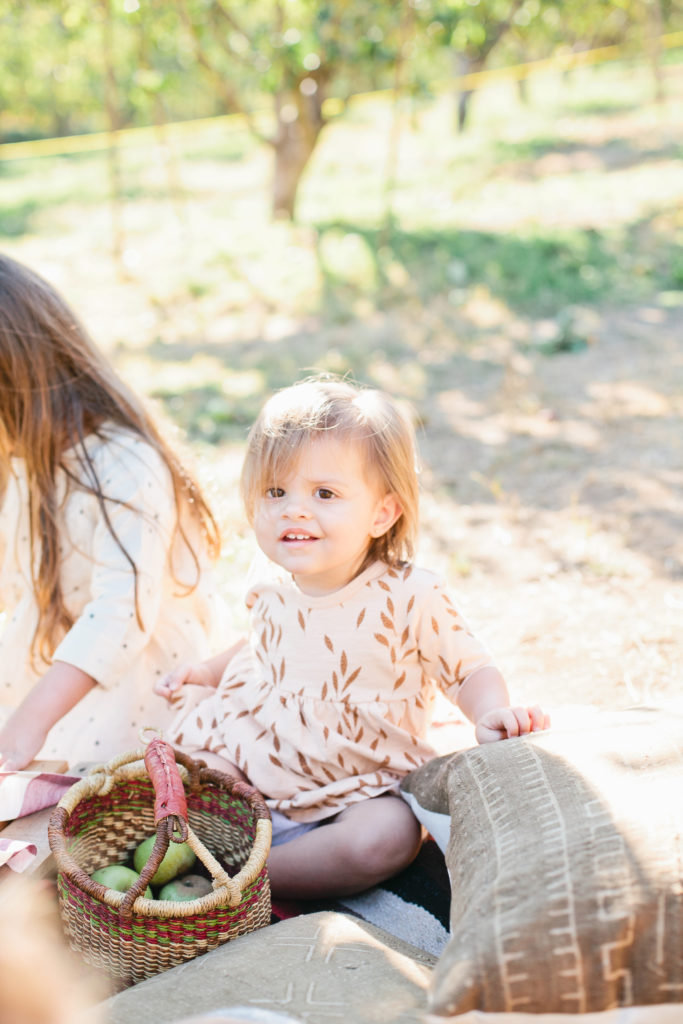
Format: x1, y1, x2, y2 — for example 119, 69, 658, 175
91, 864, 153, 899
133, 835, 196, 886
158, 873, 213, 902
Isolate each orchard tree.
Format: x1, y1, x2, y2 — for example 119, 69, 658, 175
0, 1, 424, 219
418, 0, 552, 131
4, 0, 676, 216
0, 1, 225, 144
0, 3, 105, 140
415, 0, 678, 131
173, 0, 412, 219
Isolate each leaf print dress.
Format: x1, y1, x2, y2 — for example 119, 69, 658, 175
170, 560, 495, 822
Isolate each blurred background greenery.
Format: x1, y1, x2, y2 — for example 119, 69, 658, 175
2, 1, 683, 705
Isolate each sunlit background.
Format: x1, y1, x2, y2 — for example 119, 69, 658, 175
2, 1, 683, 711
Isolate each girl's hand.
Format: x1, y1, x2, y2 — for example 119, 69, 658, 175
0, 722, 48, 772
0, 663, 94, 771
154, 662, 215, 702
475, 704, 550, 744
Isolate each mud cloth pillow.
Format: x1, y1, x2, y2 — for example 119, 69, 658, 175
399, 705, 683, 1017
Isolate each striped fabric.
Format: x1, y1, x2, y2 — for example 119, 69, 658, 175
0, 770, 79, 871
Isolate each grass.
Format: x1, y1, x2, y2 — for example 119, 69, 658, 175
2, 54, 682, 495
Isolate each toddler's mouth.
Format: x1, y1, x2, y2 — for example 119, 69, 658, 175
281, 531, 316, 542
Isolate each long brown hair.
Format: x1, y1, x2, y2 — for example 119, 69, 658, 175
0, 253, 220, 665
241, 375, 420, 569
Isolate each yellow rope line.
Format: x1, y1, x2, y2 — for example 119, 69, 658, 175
0, 113, 249, 161
436, 30, 683, 91
2, 32, 681, 163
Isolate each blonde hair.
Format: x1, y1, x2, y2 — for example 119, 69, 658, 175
0, 253, 220, 665
241, 375, 420, 567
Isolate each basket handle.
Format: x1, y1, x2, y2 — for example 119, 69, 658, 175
49, 739, 270, 917
119, 737, 190, 915
145, 734, 190, 832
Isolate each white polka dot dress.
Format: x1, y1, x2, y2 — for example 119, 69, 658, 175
0, 427, 223, 767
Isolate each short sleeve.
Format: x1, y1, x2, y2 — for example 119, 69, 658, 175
415, 577, 495, 701
53, 435, 177, 686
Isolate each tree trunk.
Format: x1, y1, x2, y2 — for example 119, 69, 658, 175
272, 127, 316, 220
52, 112, 74, 137
452, 53, 486, 133
457, 89, 473, 132
271, 90, 324, 220
644, 0, 665, 103
451, 4, 522, 132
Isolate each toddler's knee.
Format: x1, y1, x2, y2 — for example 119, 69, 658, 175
351, 807, 422, 880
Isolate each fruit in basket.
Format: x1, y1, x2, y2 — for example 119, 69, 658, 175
91, 865, 154, 899
133, 835, 196, 886
158, 873, 214, 902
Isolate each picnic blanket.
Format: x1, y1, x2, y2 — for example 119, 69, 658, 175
271, 834, 452, 958
0, 769, 80, 871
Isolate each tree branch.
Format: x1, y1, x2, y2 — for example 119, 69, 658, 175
176, 0, 272, 145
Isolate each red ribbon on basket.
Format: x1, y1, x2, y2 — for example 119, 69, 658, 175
115, 736, 192, 916
143, 737, 189, 837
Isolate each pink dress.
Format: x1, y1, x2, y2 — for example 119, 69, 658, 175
171, 559, 494, 821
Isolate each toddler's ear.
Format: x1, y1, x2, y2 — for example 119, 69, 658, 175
370, 493, 403, 538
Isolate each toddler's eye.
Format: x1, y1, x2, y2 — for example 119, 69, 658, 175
266, 486, 285, 498
316, 487, 335, 500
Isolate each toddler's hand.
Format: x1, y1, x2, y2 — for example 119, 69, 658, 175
475, 704, 550, 744
154, 662, 215, 703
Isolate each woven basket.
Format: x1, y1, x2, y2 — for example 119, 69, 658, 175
48, 738, 272, 988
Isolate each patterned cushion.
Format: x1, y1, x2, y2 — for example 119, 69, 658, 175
400, 706, 683, 1016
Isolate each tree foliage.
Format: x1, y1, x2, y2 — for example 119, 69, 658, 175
0, 0, 680, 215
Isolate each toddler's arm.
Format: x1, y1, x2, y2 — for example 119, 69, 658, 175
154, 637, 247, 702
456, 665, 549, 744
0, 662, 95, 771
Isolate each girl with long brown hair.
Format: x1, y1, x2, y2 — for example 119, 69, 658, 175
0, 253, 222, 770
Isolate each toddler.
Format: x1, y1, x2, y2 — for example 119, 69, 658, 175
157, 376, 548, 898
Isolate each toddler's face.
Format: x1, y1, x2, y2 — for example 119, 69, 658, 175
253, 436, 400, 597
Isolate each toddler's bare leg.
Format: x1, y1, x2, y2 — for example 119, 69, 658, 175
192, 748, 248, 782
267, 793, 422, 900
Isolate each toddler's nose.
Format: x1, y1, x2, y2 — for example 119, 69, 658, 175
283, 495, 312, 519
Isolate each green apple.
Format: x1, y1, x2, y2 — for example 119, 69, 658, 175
158, 873, 213, 902
91, 864, 153, 899
133, 835, 196, 886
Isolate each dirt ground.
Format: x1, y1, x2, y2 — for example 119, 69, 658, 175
173, 292, 683, 727
7, 248, 682, 726
4, 75, 682, 724
413, 300, 683, 717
